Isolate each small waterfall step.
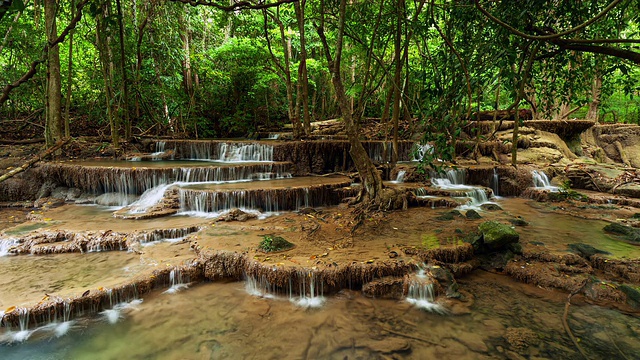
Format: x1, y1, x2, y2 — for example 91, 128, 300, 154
40, 161, 294, 197
179, 175, 353, 213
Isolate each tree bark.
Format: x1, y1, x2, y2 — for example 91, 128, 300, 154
0, 137, 70, 184
390, 0, 404, 164
317, 0, 383, 202
44, 0, 63, 147
64, 0, 75, 138
294, 0, 311, 136
115, 0, 131, 140
586, 72, 602, 121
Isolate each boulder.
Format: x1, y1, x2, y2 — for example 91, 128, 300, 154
478, 221, 520, 251
465, 209, 482, 220
604, 223, 640, 243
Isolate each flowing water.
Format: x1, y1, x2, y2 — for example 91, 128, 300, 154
2, 272, 639, 359
532, 170, 559, 191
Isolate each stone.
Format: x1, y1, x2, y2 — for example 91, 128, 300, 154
457, 333, 489, 353
480, 203, 502, 211
614, 183, 640, 199
619, 284, 640, 307
603, 223, 640, 243
436, 210, 463, 221
509, 217, 529, 226
362, 277, 404, 300
568, 243, 611, 258
257, 235, 294, 253
216, 208, 258, 222
465, 209, 482, 220
479, 221, 520, 251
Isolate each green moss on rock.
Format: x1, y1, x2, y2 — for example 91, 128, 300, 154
478, 221, 520, 251
258, 235, 294, 253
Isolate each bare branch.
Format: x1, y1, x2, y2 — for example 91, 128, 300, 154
169, 0, 298, 11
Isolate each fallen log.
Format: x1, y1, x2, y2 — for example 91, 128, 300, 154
0, 138, 45, 145
0, 137, 71, 183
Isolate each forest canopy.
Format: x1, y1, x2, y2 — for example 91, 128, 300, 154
1, 0, 639, 146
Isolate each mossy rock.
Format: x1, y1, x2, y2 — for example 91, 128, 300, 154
632, 213, 640, 220
480, 203, 502, 211
478, 221, 520, 251
257, 235, 294, 253
603, 223, 640, 243
620, 285, 640, 307
436, 210, 463, 221
509, 217, 529, 226
568, 243, 611, 258
465, 209, 482, 220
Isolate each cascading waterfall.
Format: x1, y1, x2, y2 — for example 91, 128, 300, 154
405, 270, 446, 314
412, 143, 434, 162
0, 238, 19, 257
291, 270, 324, 308
431, 169, 467, 188
163, 269, 189, 294
393, 170, 407, 183
491, 168, 500, 196
126, 183, 174, 213
532, 170, 558, 191
245, 275, 277, 299
150, 141, 170, 160
136, 226, 202, 246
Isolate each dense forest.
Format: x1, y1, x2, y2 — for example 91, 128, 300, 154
1, 0, 639, 148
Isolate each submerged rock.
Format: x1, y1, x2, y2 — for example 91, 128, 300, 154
480, 203, 502, 211
436, 210, 463, 221
362, 277, 404, 299
465, 210, 482, 220
478, 221, 520, 251
568, 243, 611, 258
603, 223, 640, 243
508, 217, 529, 227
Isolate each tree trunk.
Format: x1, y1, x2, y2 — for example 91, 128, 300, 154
44, 0, 63, 147
64, 0, 75, 138
115, 0, 131, 140
295, 0, 311, 136
317, 0, 382, 202
96, 1, 120, 150
586, 72, 602, 121
391, 0, 404, 164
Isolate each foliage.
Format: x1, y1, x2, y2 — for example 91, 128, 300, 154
257, 234, 294, 253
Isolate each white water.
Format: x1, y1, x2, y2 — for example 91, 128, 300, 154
244, 272, 325, 308
126, 184, 174, 213
431, 169, 468, 189
412, 143, 434, 162
391, 170, 407, 184
216, 143, 274, 162
405, 271, 447, 314
101, 299, 143, 325
532, 170, 558, 191
0, 238, 19, 257
163, 269, 190, 294
491, 168, 499, 196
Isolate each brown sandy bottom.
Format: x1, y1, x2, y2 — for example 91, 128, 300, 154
2, 196, 640, 311
1, 271, 638, 360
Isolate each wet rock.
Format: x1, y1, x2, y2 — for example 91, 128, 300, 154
216, 208, 258, 222
65, 187, 83, 200
568, 243, 611, 258
632, 213, 640, 219
603, 222, 640, 243
509, 216, 529, 226
614, 183, 640, 199
33, 197, 65, 209
436, 210, 462, 221
465, 209, 482, 220
480, 203, 502, 211
362, 277, 404, 299
478, 221, 519, 251
505, 327, 539, 352
619, 284, 640, 307
50, 186, 69, 199
482, 319, 506, 338
507, 242, 523, 255
359, 337, 411, 355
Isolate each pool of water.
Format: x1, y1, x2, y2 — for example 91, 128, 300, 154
1, 271, 637, 359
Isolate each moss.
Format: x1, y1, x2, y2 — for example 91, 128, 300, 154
509, 217, 529, 226
257, 235, 294, 253
619, 285, 640, 307
480, 203, 502, 211
568, 243, 611, 258
465, 210, 482, 220
421, 233, 441, 249
436, 210, 462, 221
632, 213, 640, 220
478, 221, 520, 251
603, 223, 640, 243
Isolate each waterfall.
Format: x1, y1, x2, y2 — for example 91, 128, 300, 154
163, 269, 189, 294
532, 170, 558, 191
291, 270, 325, 308
217, 143, 274, 162
405, 270, 446, 314
412, 143, 433, 162
136, 226, 201, 245
431, 169, 467, 188
266, 133, 280, 140
393, 170, 407, 183
491, 169, 499, 196
0, 238, 19, 257
245, 275, 277, 299
126, 184, 174, 214
150, 141, 169, 160
458, 189, 490, 208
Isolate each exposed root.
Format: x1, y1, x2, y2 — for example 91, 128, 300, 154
562, 282, 590, 360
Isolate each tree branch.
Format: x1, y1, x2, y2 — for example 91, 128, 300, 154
169, 0, 298, 11
474, 0, 623, 41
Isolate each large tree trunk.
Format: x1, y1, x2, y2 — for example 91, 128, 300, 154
44, 0, 63, 147
64, 0, 75, 138
390, 0, 404, 164
317, 0, 382, 202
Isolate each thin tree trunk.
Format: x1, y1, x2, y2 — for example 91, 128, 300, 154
586, 72, 602, 121
96, 2, 119, 150
0, 1, 29, 55
391, 0, 404, 163
44, 0, 63, 147
295, 0, 311, 136
64, 0, 74, 138
115, 0, 131, 140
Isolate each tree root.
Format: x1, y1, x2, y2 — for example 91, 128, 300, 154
562, 282, 590, 360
